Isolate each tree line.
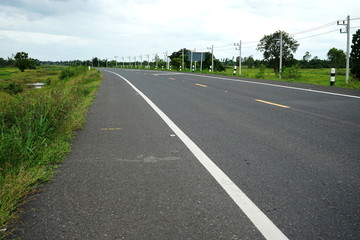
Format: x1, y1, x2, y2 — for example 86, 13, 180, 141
2, 29, 359, 80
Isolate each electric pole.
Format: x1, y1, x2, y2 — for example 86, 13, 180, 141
338, 15, 350, 83
145, 54, 150, 69
114, 56, 118, 67
182, 48, 184, 71
207, 45, 214, 72
163, 51, 169, 70
234, 40, 242, 76
280, 32, 283, 79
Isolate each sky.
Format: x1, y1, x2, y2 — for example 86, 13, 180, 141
0, 0, 359, 62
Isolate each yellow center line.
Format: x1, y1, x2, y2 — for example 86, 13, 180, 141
195, 83, 208, 88
255, 99, 290, 109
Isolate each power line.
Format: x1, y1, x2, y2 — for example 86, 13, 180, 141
295, 29, 340, 40
292, 21, 337, 35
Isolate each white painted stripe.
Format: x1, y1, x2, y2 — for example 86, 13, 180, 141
188, 73, 360, 99
152, 72, 185, 76
104, 70, 288, 240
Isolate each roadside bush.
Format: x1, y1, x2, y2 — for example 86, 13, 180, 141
4, 82, 23, 95
0, 68, 102, 236
255, 64, 266, 79
282, 65, 302, 79
59, 66, 86, 80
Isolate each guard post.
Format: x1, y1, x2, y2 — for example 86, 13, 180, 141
330, 68, 336, 86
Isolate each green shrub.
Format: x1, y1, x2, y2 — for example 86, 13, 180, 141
4, 82, 23, 95
282, 65, 302, 79
255, 64, 266, 79
0, 68, 102, 236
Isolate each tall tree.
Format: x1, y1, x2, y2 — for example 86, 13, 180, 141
350, 29, 360, 80
327, 48, 346, 68
14, 51, 30, 72
256, 30, 299, 73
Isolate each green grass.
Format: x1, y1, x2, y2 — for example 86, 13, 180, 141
0, 66, 102, 238
215, 67, 360, 90
136, 65, 360, 90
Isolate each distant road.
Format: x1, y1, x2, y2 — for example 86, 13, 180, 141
13, 69, 360, 239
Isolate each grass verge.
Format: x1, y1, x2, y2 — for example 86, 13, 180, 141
0, 66, 102, 238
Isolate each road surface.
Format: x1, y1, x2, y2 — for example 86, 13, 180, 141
10, 69, 360, 239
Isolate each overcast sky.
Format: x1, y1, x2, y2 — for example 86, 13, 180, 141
0, 0, 359, 62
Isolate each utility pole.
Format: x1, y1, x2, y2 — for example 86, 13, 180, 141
207, 45, 214, 72
139, 55, 142, 69
338, 15, 350, 83
145, 54, 150, 69
114, 56, 118, 67
182, 48, 184, 71
163, 51, 169, 70
154, 53, 158, 69
128, 56, 131, 68
279, 32, 283, 79
121, 57, 124, 68
234, 40, 242, 76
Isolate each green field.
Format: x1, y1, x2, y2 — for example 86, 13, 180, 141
209, 67, 360, 90
0, 66, 102, 238
130, 65, 360, 90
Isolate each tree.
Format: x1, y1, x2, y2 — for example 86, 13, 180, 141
14, 51, 30, 72
256, 30, 299, 73
327, 48, 346, 68
303, 51, 312, 62
350, 29, 360, 80
170, 57, 182, 69
245, 56, 255, 68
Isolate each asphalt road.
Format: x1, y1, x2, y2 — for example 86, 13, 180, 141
10, 69, 360, 239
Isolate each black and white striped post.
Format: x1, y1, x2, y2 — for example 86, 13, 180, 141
192, 65, 195, 72
180, 66, 182, 71
209, 65, 212, 72
233, 65, 237, 75
330, 68, 336, 86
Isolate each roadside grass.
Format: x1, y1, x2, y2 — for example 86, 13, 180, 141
216, 67, 360, 90
141, 66, 360, 90
0, 66, 102, 238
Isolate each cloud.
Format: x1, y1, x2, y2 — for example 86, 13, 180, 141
0, 0, 358, 61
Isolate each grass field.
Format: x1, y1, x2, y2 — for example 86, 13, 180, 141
211, 67, 360, 89
0, 66, 102, 238
129, 65, 360, 90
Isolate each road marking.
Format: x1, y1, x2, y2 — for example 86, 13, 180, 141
152, 72, 184, 76
101, 128, 122, 131
168, 77, 175, 80
195, 83, 208, 88
189, 73, 360, 99
255, 99, 290, 109
104, 70, 288, 240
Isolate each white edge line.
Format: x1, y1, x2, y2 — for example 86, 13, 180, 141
187, 73, 360, 99
104, 70, 288, 240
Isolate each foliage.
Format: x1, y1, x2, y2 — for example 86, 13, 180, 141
13, 52, 37, 72
169, 49, 225, 71
170, 57, 182, 69
350, 29, 360, 80
257, 30, 299, 73
0, 67, 102, 236
59, 66, 86, 80
255, 64, 266, 79
4, 82, 23, 95
327, 48, 346, 68
282, 65, 302, 79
